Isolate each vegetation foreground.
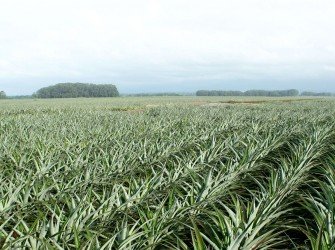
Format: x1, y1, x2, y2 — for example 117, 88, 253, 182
0, 97, 335, 249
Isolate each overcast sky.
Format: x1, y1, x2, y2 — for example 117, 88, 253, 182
0, 0, 334, 95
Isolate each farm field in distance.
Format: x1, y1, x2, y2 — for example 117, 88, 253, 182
0, 96, 335, 249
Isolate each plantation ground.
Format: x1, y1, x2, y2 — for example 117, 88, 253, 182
0, 97, 335, 249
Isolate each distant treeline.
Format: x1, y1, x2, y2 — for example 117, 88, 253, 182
6, 95, 32, 99
126, 92, 182, 97
35, 83, 119, 98
196, 89, 334, 97
0, 91, 6, 99
300, 91, 333, 96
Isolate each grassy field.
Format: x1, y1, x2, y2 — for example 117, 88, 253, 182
0, 96, 335, 249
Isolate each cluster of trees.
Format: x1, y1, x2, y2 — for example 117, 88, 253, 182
0, 91, 6, 99
196, 89, 300, 97
35, 83, 119, 98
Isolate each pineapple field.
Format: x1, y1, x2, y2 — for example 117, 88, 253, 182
0, 97, 334, 249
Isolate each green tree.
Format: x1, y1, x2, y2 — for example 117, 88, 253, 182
36, 83, 119, 98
